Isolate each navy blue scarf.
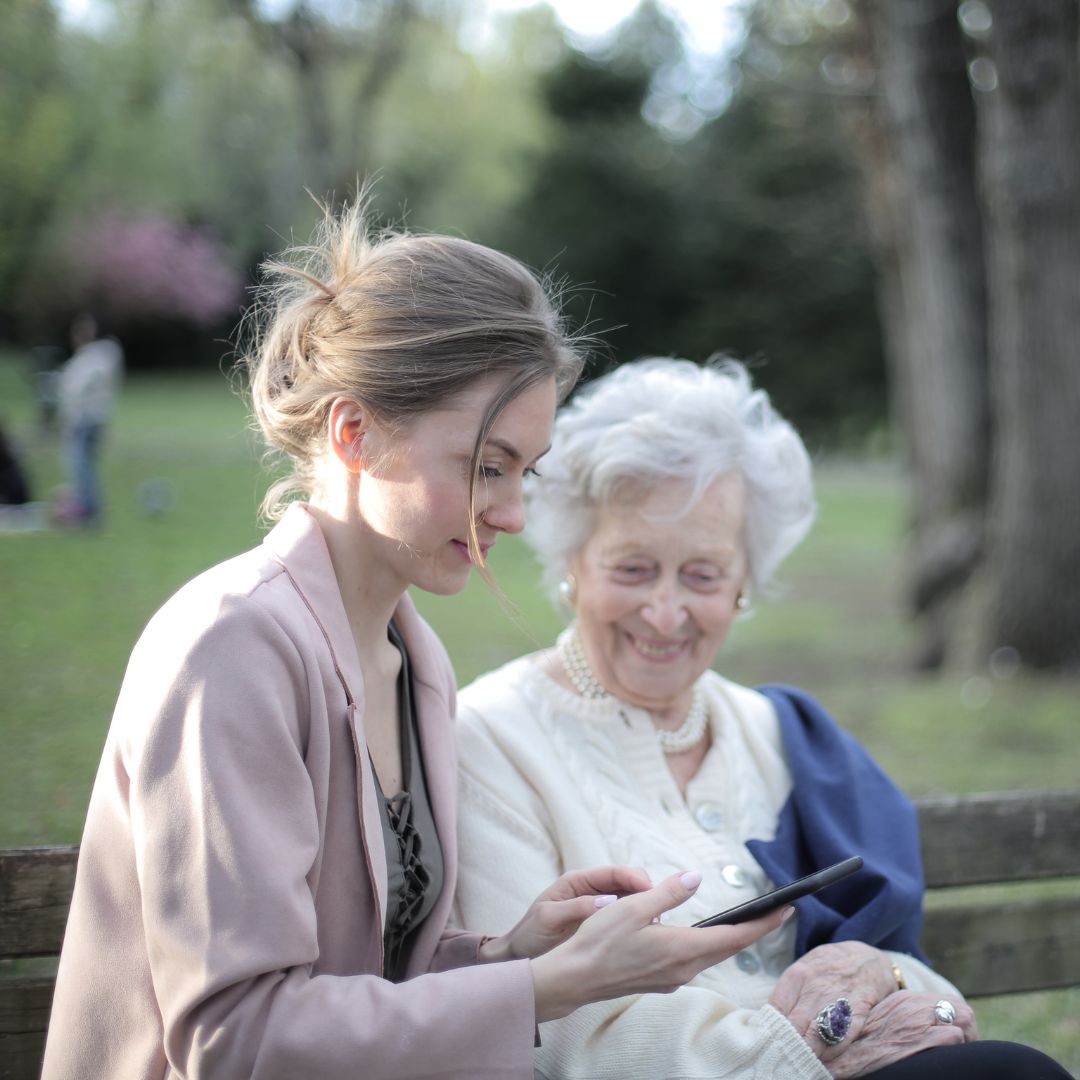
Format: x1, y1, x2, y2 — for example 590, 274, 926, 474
746, 685, 928, 962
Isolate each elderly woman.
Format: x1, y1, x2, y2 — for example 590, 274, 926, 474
452, 359, 1072, 1079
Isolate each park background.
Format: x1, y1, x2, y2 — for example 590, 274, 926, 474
1, 0, 1077, 1066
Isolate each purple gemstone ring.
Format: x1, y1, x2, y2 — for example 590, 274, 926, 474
814, 997, 853, 1046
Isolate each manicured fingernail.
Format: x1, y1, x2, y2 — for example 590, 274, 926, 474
781, 906, 795, 922
680, 870, 703, 890
594, 894, 618, 908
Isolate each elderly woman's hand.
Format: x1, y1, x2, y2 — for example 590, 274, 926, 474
822, 991, 978, 1077
769, 941, 900, 1050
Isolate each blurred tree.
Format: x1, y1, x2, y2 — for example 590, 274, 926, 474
0, 0, 80, 339
2, 0, 552, 361
364, 2, 561, 239
72, 212, 243, 324
851, 0, 1080, 672
673, 1, 885, 442
223, 0, 418, 201
850, 0, 988, 669
7, 0, 297, 345
494, 4, 689, 378
970, 0, 1080, 671
499, 0, 885, 443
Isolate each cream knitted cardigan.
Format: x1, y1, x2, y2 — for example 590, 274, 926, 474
452, 655, 958, 1080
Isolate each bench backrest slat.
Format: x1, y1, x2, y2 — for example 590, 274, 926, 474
917, 789, 1080, 888
4, 791, 1078, 961
921, 895, 1080, 997
0, 847, 78, 960
0, 979, 55, 1079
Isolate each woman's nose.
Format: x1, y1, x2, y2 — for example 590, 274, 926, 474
640, 587, 686, 635
482, 488, 526, 535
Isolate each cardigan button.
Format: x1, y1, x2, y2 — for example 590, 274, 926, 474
735, 951, 761, 975
694, 802, 724, 831
720, 864, 747, 888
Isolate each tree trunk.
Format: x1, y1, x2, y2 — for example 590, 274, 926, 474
227, 0, 417, 200
971, 0, 1080, 670
854, 0, 990, 669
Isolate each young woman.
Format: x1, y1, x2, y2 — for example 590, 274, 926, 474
41, 206, 788, 1080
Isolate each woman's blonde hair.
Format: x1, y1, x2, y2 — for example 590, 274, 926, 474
240, 198, 584, 571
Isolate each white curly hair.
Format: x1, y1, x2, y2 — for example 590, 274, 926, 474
524, 357, 816, 605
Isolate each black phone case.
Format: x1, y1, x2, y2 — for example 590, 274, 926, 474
692, 856, 864, 927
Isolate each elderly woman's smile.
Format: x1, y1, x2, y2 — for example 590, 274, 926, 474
568, 472, 748, 724
627, 636, 690, 660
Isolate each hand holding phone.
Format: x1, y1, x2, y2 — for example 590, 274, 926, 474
692, 856, 863, 928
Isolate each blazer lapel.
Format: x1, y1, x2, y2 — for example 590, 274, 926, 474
262, 503, 388, 934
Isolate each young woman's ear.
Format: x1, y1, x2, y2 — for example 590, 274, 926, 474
328, 398, 369, 473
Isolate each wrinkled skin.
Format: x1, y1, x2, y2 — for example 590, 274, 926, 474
768, 941, 977, 1077
821, 991, 978, 1077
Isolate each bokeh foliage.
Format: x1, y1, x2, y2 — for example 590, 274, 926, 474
499, 3, 884, 443
2, 0, 885, 442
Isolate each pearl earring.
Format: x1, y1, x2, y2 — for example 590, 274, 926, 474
558, 574, 578, 608
735, 591, 748, 611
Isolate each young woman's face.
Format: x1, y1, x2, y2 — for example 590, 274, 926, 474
357, 375, 558, 596
569, 473, 748, 716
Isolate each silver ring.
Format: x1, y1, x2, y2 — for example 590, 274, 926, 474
814, 997, 853, 1046
933, 999, 957, 1024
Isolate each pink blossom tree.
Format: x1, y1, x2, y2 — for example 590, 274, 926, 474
71, 213, 243, 329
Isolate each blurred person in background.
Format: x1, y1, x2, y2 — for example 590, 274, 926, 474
41, 206, 789, 1080
56, 311, 123, 526
0, 418, 49, 533
452, 358, 1072, 1079
0, 421, 32, 506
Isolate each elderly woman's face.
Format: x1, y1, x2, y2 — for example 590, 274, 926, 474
569, 473, 747, 714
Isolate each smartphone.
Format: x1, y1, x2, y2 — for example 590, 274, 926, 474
692, 855, 864, 927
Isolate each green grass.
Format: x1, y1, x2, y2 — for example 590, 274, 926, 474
1, 353, 1077, 1068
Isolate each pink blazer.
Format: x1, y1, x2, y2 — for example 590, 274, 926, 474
42, 504, 536, 1079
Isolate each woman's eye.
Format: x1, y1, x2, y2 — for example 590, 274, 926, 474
684, 570, 721, 589
612, 565, 649, 580
525, 466, 542, 479
480, 465, 503, 479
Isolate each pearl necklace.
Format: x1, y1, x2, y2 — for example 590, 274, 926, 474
556, 624, 710, 755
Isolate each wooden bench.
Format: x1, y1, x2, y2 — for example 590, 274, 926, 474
2, 788, 1078, 1079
